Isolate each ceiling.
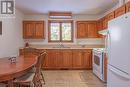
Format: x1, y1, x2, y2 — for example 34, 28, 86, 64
16, 0, 119, 15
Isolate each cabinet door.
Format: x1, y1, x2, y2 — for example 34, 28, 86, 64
97, 19, 103, 31
102, 16, 108, 29
61, 50, 72, 68
77, 22, 88, 38
87, 22, 98, 38
83, 50, 92, 69
23, 22, 35, 39
126, 1, 130, 12
72, 50, 84, 68
115, 5, 126, 18
45, 50, 61, 69
35, 21, 44, 39
107, 12, 115, 21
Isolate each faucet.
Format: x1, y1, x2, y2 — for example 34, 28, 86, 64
59, 43, 64, 48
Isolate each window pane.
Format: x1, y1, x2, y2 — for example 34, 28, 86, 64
50, 23, 60, 41
62, 23, 72, 41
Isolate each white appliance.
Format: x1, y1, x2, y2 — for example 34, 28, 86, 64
107, 12, 130, 87
93, 48, 105, 82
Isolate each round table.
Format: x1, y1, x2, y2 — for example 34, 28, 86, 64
0, 55, 37, 87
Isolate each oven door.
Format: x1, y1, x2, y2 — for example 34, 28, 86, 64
93, 50, 104, 80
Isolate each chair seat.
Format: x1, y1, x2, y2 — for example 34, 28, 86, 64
14, 72, 35, 83
0, 83, 7, 87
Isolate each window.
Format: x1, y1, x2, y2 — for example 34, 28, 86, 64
48, 20, 73, 42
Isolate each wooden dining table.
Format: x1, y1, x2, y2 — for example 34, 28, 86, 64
0, 55, 37, 87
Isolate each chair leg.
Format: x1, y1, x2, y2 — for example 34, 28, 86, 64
41, 71, 45, 84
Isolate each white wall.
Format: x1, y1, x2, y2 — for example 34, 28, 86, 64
24, 14, 104, 45
0, 9, 24, 58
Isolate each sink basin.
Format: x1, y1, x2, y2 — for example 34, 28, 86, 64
52, 46, 71, 48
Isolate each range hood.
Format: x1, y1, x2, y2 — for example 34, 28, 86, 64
98, 29, 108, 35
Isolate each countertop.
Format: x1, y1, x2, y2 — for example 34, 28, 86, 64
20, 44, 105, 50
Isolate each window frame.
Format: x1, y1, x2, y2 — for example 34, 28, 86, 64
48, 20, 73, 42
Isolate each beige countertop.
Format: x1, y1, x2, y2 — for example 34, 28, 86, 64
20, 44, 105, 50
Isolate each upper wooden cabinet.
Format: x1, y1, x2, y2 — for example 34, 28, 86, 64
102, 16, 108, 29
107, 12, 115, 22
77, 21, 98, 38
97, 19, 103, 31
87, 22, 98, 38
115, 5, 126, 18
126, 1, 130, 12
23, 21, 45, 39
77, 22, 88, 38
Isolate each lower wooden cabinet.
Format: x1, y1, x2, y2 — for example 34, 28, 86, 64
44, 49, 92, 69
19, 49, 92, 70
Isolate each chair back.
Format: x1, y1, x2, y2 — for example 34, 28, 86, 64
35, 51, 47, 72
33, 51, 47, 87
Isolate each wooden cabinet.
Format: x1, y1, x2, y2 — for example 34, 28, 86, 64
83, 50, 92, 69
44, 50, 62, 69
97, 19, 103, 31
23, 21, 44, 39
104, 53, 108, 81
77, 22, 88, 38
115, 5, 126, 18
126, 1, 130, 12
102, 16, 108, 29
87, 22, 98, 38
62, 50, 73, 68
72, 50, 83, 69
20, 49, 92, 70
72, 49, 92, 69
107, 12, 115, 21
77, 21, 98, 38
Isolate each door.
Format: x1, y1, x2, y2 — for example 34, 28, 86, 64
72, 50, 83, 68
23, 22, 35, 39
35, 21, 44, 39
62, 50, 73, 68
115, 5, 126, 18
45, 50, 61, 69
126, 1, 130, 12
83, 50, 92, 69
77, 22, 88, 38
108, 12, 130, 74
87, 22, 98, 38
107, 65, 130, 87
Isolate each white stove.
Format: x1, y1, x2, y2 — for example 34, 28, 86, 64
93, 48, 106, 82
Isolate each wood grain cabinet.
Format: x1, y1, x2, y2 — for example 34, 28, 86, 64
23, 21, 44, 39
77, 21, 98, 38
115, 5, 126, 18
77, 22, 88, 38
107, 12, 115, 21
126, 1, 130, 12
44, 50, 62, 69
72, 49, 92, 69
62, 50, 73, 68
102, 16, 108, 29
20, 49, 92, 70
87, 22, 98, 38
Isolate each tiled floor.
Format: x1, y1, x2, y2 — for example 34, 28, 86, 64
42, 70, 106, 87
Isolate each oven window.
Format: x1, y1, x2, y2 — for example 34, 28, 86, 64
94, 55, 100, 66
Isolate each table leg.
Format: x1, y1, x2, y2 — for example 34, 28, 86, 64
8, 79, 14, 87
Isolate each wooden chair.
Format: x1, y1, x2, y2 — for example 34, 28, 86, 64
14, 51, 47, 87
0, 83, 7, 87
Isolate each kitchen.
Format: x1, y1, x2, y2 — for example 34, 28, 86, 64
0, 0, 130, 87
